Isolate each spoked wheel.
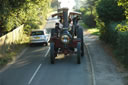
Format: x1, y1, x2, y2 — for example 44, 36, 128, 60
50, 43, 55, 64
77, 28, 84, 57
77, 42, 81, 64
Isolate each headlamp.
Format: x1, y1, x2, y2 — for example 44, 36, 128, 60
61, 35, 70, 44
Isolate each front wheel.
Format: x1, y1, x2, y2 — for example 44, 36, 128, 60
50, 43, 55, 64
77, 28, 84, 56
77, 42, 81, 64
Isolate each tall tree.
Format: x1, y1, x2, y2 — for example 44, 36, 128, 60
0, 0, 52, 35
86, 0, 97, 15
51, 0, 60, 10
96, 0, 125, 23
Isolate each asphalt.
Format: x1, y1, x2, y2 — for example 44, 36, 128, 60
84, 34, 124, 85
0, 46, 49, 85
0, 20, 91, 85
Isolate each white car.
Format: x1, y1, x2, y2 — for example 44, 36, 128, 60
30, 29, 50, 46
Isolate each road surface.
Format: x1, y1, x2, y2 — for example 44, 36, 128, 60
0, 19, 91, 85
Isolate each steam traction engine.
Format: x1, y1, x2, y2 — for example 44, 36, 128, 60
49, 8, 84, 64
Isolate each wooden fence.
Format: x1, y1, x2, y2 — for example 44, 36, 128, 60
0, 25, 24, 56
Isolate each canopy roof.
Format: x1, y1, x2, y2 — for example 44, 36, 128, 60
58, 8, 69, 12
52, 12, 63, 17
52, 7, 81, 18
69, 12, 81, 16
52, 12, 81, 17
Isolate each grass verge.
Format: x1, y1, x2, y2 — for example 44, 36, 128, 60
87, 28, 100, 36
0, 35, 29, 69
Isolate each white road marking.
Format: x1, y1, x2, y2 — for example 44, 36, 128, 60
28, 64, 42, 85
28, 47, 50, 85
44, 47, 50, 57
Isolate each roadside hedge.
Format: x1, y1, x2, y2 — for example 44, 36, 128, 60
116, 31, 128, 57
97, 21, 128, 67
96, 0, 128, 67
115, 21, 128, 66
103, 22, 120, 45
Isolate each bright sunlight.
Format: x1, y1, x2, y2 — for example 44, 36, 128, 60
58, 0, 76, 10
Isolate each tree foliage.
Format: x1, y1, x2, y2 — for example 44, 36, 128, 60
0, 0, 52, 35
51, 0, 60, 10
118, 0, 128, 19
79, 0, 98, 28
86, 0, 98, 15
96, 0, 125, 23
95, 0, 125, 43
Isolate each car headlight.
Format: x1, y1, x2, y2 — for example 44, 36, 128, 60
61, 35, 70, 44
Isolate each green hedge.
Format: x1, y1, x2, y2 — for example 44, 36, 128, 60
115, 21, 128, 66
103, 22, 120, 45
99, 20, 128, 67
117, 32, 128, 56
97, 20, 119, 45
115, 31, 128, 66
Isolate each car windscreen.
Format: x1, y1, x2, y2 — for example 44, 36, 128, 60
31, 31, 44, 36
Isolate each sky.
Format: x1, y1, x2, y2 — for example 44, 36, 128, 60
58, 0, 76, 10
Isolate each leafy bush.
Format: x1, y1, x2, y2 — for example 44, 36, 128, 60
79, 7, 96, 28
103, 22, 120, 45
118, 0, 128, 19
113, 21, 128, 66
96, 0, 125, 23
116, 31, 128, 65
82, 14, 96, 28
0, 57, 11, 66
116, 21, 128, 32
96, 18, 119, 45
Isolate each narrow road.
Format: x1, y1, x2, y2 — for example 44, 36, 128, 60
0, 19, 91, 85
0, 18, 123, 85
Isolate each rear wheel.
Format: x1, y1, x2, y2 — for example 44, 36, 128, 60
50, 43, 55, 64
77, 28, 84, 56
77, 42, 81, 64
